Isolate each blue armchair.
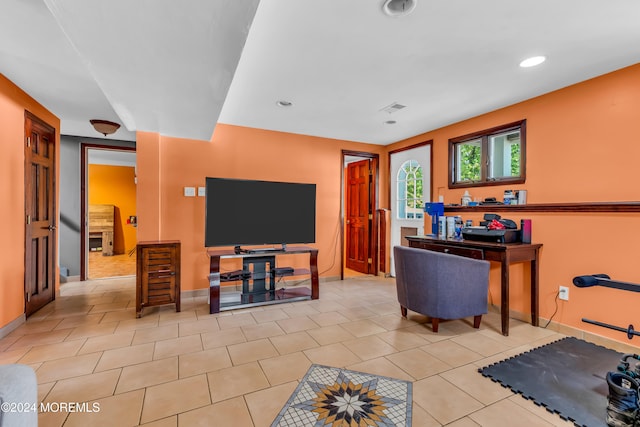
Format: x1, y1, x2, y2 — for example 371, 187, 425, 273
393, 246, 490, 332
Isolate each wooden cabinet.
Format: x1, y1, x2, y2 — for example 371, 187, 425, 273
136, 240, 181, 318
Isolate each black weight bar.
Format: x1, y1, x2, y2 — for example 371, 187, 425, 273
582, 318, 639, 340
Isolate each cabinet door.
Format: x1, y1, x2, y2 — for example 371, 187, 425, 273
142, 245, 177, 304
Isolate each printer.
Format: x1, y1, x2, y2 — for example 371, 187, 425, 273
462, 214, 520, 243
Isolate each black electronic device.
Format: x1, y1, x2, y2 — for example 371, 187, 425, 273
271, 267, 294, 276
220, 269, 252, 281
205, 178, 316, 248
462, 228, 520, 243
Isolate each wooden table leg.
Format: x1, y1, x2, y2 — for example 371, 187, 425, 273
530, 251, 540, 326
310, 250, 319, 299
500, 254, 510, 336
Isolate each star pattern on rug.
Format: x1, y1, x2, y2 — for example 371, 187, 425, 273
292, 371, 404, 426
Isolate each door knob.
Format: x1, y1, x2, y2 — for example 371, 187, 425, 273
42, 225, 56, 230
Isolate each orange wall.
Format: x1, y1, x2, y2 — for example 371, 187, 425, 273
88, 164, 137, 254
0, 73, 60, 329
136, 126, 386, 290
388, 64, 640, 346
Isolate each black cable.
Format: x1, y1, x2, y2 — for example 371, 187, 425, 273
543, 291, 560, 328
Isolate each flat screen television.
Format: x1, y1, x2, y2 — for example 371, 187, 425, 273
204, 177, 316, 249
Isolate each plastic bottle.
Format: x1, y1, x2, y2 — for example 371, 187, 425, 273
461, 190, 472, 206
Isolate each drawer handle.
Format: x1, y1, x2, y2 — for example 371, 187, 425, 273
444, 248, 449, 253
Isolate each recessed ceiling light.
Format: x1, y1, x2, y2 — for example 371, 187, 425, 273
382, 0, 416, 17
519, 56, 546, 68
276, 100, 293, 107
385, 120, 397, 125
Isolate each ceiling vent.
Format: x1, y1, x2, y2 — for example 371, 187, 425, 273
382, 0, 417, 17
380, 102, 407, 114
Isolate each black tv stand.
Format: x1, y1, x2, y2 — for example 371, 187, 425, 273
208, 245, 319, 313
234, 244, 287, 254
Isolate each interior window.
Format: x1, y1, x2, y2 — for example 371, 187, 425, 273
397, 160, 423, 219
449, 120, 526, 188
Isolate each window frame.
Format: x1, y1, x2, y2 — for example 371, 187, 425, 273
448, 119, 526, 189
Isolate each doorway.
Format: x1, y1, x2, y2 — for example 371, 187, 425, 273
389, 142, 432, 276
24, 112, 57, 316
342, 150, 379, 278
80, 144, 137, 280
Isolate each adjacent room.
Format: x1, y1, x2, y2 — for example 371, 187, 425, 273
2, 1, 640, 426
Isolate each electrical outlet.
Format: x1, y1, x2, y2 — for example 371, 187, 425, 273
559, 286, 569, 301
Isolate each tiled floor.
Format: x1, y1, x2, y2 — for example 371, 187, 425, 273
88, 251, 136, 279
0, 275, 578, 427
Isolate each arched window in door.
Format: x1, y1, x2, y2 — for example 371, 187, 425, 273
397, 160, 424, 219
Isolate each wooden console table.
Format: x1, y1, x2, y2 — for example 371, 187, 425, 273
207, 246, 319, 313
405, 236, 542, 336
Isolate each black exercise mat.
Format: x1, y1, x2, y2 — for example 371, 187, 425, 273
480, 337, 624, 427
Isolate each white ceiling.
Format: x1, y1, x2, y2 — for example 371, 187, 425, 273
2, 0, 639, 145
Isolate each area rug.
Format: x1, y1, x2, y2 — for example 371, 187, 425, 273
271, 364, 412, 427
479, 337, 625, 427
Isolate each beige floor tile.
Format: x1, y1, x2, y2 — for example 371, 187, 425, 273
37, 381, 55, 403
63, 389, 144, 427
281, 304, 321, 317
440, 363, 515, 405
115, 357, 178, 393
338, 306, 377, 321
339, 319, 388, 337
140, 374, 211, 423
95, 342, 155, 372
88, 300, 131, 314
241, 321, 285, 341
346, 357, 415, 382
54, 313, 105, 330
8, 328, 73, 349
308, 311, 350, 326
217, 312, 257, 329
178, 317, 219, 336
0, 346, 30, 364
178, 347, 232, 378
303, 342, 362, 367
18, 339, 86, 364
276, 315, 320, 333
413, 375, 484, 425
9, 318, 62, 336
421, 339, 484, 367
132, 324, 179, 345
44, 369, 121, 405
376, 329, 430, 351
469, 398, 554, 427
153, 334, 203, 359
369, 313, 418, 331
306, 324, 355, 345
99, 308, 137, 323
157, 310, 198, 325
227, 338, 279, 365
113, 315, 160, 333
208, 362, 270, 403
446, 417, 482, 427
245, 381, 299, 427
342, 335, 398, 360
386, 348, 451, 380
140, 416, 177, 427
37, 409, 69, 427
64, 322, 117, 341
77, 330, 134, 354
251, 308, 290, 323
259, 352, 312, 385
508, 395, 575, 426
269, 331, 319, 355
201, 327, 246, 349
451, 331, 514, 357
178, 396, 253, 427
410, 403, 443, 427
35, 352, 102, 383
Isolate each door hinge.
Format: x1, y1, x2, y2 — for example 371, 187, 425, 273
26, 215, 31, 225
26, 137, 31, 147
368, 258, 373, 264
25, 291, 31, 303
368, 214, 373, 220
369, 169, 373, 176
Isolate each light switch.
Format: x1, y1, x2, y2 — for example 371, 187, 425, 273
197, 187, 206, 197
184, 187, 196, 197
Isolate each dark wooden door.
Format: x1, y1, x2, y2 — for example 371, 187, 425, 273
346, 159, 371, 273
25, 112, 56, 316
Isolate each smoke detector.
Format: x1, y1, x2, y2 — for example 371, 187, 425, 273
382, 0, 417, 17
